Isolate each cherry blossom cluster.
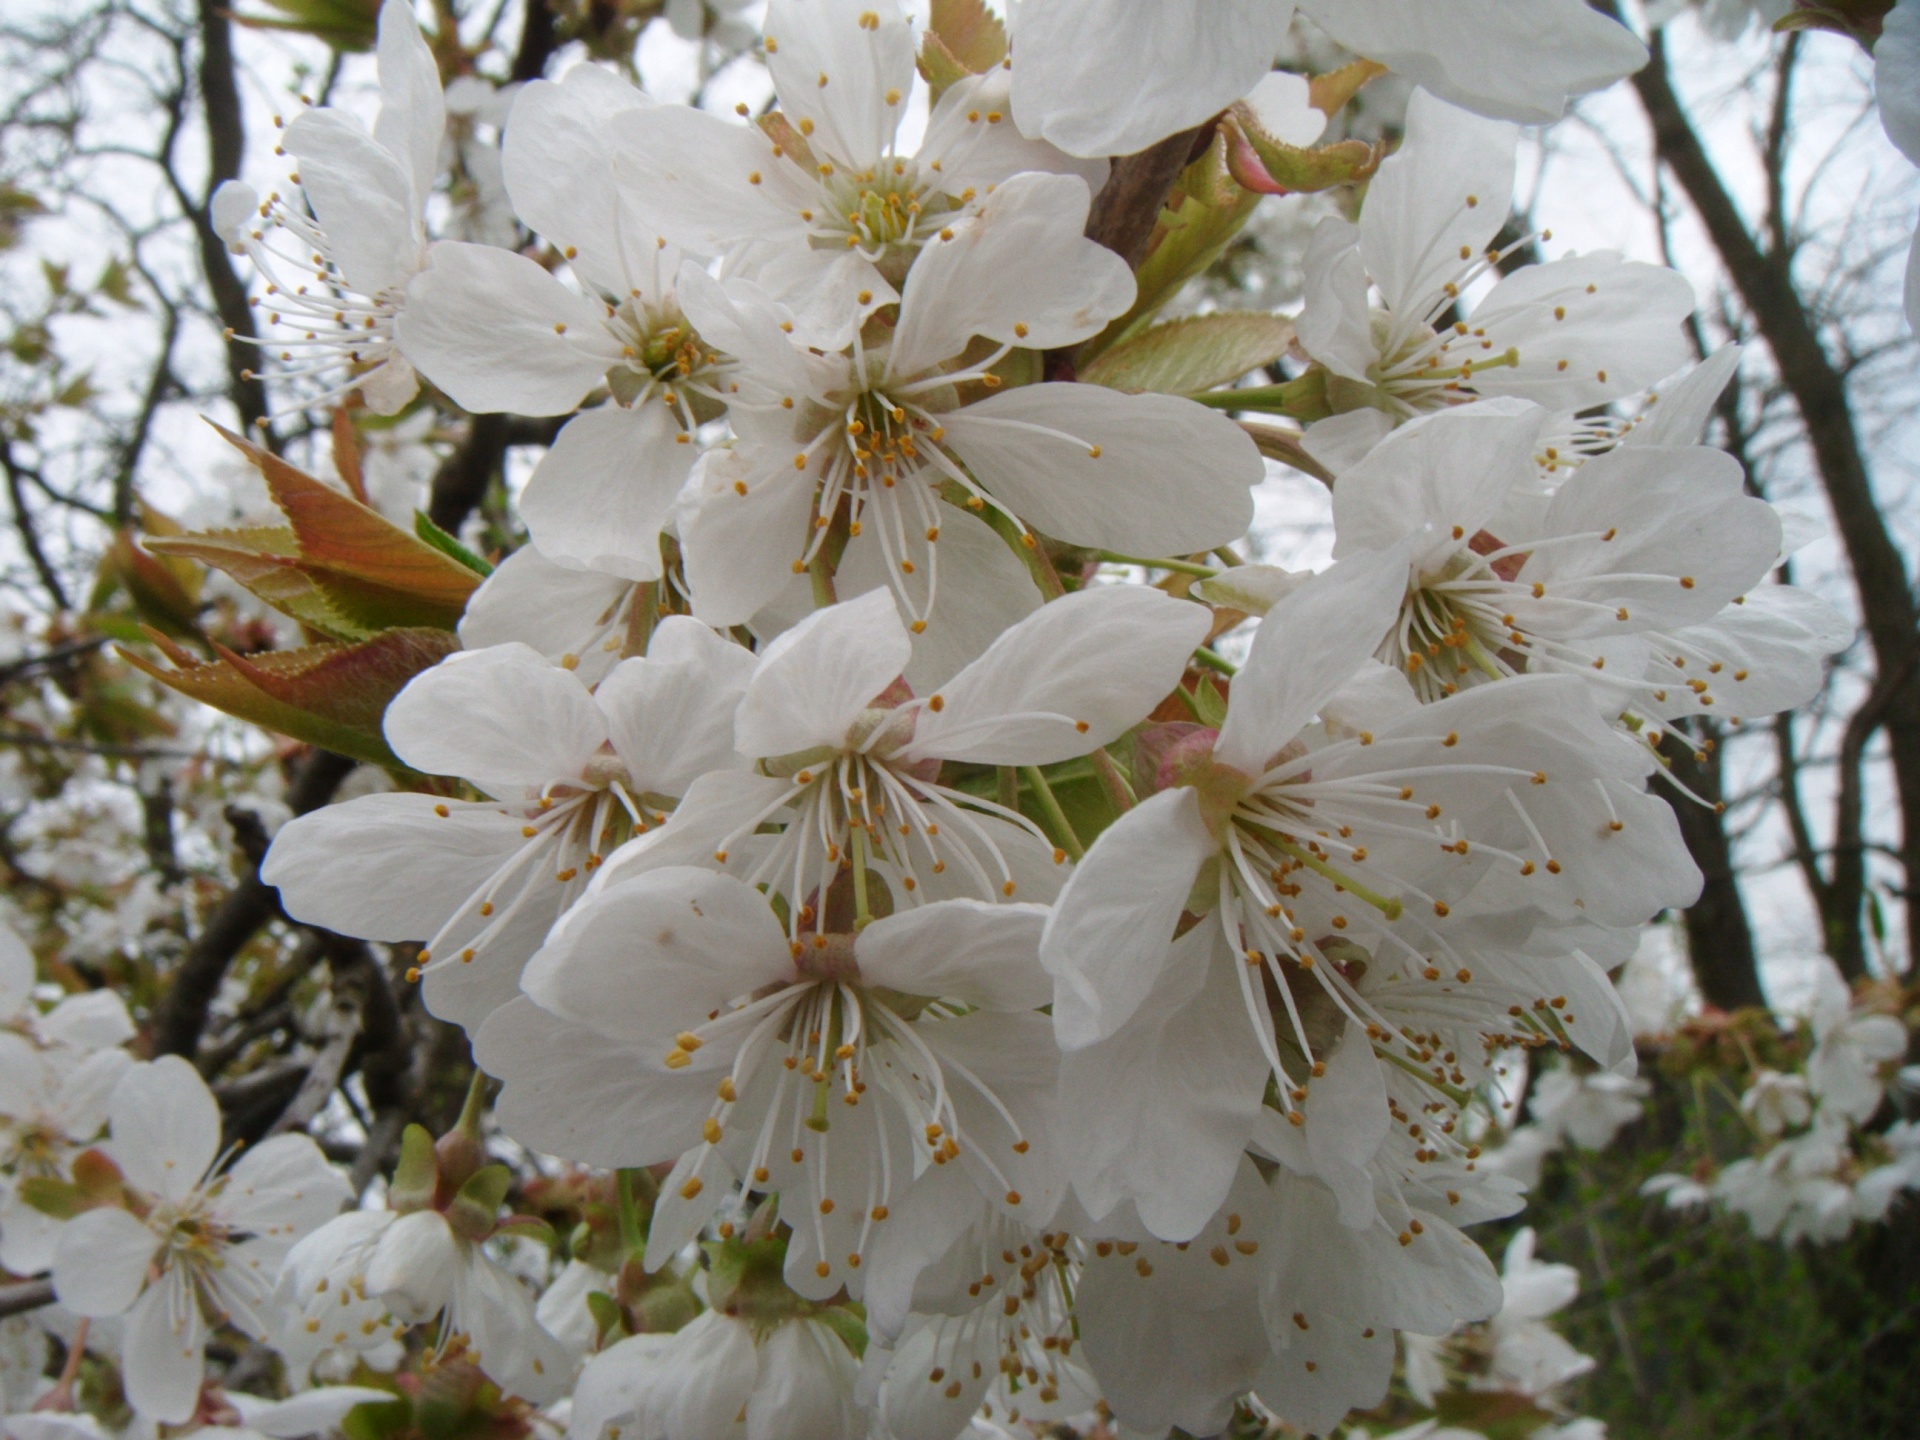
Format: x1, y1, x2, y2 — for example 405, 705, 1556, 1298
1643, 960, 1920, 1245
0, 0, 1868, 1436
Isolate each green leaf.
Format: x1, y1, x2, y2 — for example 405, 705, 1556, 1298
101, 532, 205, 645
1220, 113, 1384, 198
388, 1123, 440, 1212
150, 425, 483, 637
1082, 312, 1296, 397
413, 510, 493, 577
233, 0, 380, 50
1190, 676, 1229, 728
586, 1289, 626, 1345
121, 627, 459, 771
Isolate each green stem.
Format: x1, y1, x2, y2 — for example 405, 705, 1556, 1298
1097, 550, 1219, 579
1192, 646, 1238, 676
1022, 766, 1085, 860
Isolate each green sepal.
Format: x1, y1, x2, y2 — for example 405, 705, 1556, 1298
813, 1305, 869, 1359
387, 1123, 440, 1213
491, 1214, 557, 1248
586, 1289, 627, 1346
1190, 676, 1229, 729
17, 1177, 86, 1220
412, 511, 494, 577
447, 1163, 514, 1242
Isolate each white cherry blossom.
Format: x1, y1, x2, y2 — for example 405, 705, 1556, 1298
1296, 90, 1693, 474
214, 0, 443, 414
49, 1058, 348, 1424
264, 629, 753, 1031
677, 173, 1260, 628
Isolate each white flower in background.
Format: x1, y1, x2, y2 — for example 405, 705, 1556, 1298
49, 1058, 348, 1424
478, 872, 1063, 1300
678, 173, 1260, 628
1645, 0, 1792, 40
1008, 0, 1648, 157
1742, 1069, 1813, 1137
214, 0, 442, 415
353, 409, 441, 525
280, 1206, 571, 1403
1297, 91, 1694, 473
1805, 960, 1907, 1123
0, 923, 135, 1272
651, 586, 1207, 922
1527, 1064, 1648, 1151
1714, 1117, 1858, 1244
570, 1311, 862, 1440
611, 0, 1106, 301
1484, 1227, 1594, 1399
264, 629, 754, 1032
400, 67, 725, 583
1039, 548, 1696, 1241
441, 75, 520, 249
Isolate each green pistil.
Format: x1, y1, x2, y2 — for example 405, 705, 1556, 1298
1272, 837, 1405, 921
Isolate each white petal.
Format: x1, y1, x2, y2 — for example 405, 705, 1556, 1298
1329, 399, 1542, 564
502, 68, 655, 295
366, 1211, 463, 1321
905, 585, 1207, 765
659, 1314, 756, 1438
1468, 254, 1695, 410
384, 643, 609, 794
763, 0, 915, 168
1525, 444, 1780, 631
608, 105, 805, 257
40, 988, 135, 1051
263, 792, 529, 941
943, 386, 1260, 554
1040, 787, 1215, 1048
1299, 1023, 1391, 1229
282, 111, 420, 297
682, 449, 821, 627
1008, 0, 1289, 158
1880, 0, 1920, 164
855, 900, 1051, 1010
919, 68, 1110, 201
398, 242, 617, 415
1215, 546, 1411, 775
237, 1387, 395, 1439
521, 403, 694, 581
218, 1133, 351, 1239
52, 1207, 157, 1316
597, 618, 758, 795
1301, 0, 1647, 124
745, 1320, 860, 1440
108, 1056, 220, 1206
1624, 345, 1742, 449
1355, 88, 1515, 316
477, 999, 715, 1167
521, 867, 791, 1050
122, 1274, 207, 1424
836, 504, 1042, 693
1295, 217, 1376, 383
1059, 921, 1267, 1240
458, 544, 636, 682
373, 0, 444, 208
889, 172, 1133, 379
734, 588, 911, 758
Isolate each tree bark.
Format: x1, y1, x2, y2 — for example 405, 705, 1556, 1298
1661, 726, 1767, 1009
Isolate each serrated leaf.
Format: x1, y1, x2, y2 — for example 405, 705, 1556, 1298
148, 528, 363, 638
103, 533, 205, 644
1220, 112, 1384, 198
1082, 312, 1295, 396
413, 511, 493, 577
121, 627, 458, 770
207, 424, 480, 632
1308, 59, 1387, 118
